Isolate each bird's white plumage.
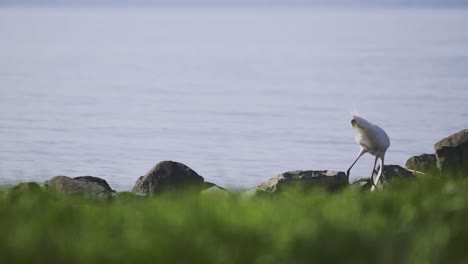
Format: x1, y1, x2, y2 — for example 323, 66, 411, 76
347, 114, 390, 191
351, 115, 390, 154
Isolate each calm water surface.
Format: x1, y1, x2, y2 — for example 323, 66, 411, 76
0, 8, 467, 190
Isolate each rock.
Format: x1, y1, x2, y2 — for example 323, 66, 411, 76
382, 165, 415, 181
10, 182, 41, 193
245, 170, 347, 197
132, 161, 205, 196
44, 176, 113, 199
6, 182, 43, 198
74, 176, 114, 192
405, 154, 438, 174
203, 181, 227, 191
434, 129, 468, 178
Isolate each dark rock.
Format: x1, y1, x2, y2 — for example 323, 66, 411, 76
6, 182, 43, 198
132, 161, 205, 196
244, 170, 347, 197
10, 182, 41, 193
405, 154, 438, 174
203, 181, 227, 191
434, 129, 468, 178
44, 176, 113, 199
74, 176, 114, 192
382, 165, 415, 181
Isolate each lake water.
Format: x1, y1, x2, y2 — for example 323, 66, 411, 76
0, 7, 467, 190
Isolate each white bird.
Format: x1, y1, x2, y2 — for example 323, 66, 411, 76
346, 115, 390, 191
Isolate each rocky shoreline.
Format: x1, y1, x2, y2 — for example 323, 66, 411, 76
4, 129, 467, 199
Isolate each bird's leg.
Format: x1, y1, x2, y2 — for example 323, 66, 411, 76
379, 157, 386, 184
369, 156, 379, 189
371, 158, 384, 192
373, 163, 380, 175
346, 149, 366, 183
372, 163, 382, 185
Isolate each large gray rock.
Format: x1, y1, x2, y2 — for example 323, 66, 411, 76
44, 176, 113, 199
245, 170, 347, 197
434, 129, 468, 178
132, 161, 205, 196
405, 154, 437, 174
74, 176, 113, 192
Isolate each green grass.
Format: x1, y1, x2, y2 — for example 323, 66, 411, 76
1, 177, 468, 264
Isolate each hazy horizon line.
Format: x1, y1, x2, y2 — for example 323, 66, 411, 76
1, 0, 468, 8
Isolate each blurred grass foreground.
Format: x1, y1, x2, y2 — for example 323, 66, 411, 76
1, 178, 468, 264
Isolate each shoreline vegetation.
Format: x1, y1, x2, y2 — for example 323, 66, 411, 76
1, 129, 466, 263
2, 177, 468, 263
